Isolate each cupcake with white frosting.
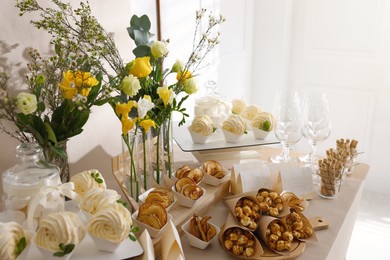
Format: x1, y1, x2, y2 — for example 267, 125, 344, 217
0, 222, 30, 260
79, 188, 121, 216
251, 112, 275, 140
231, 99, 247, 115
34, 211, 85, 259
71, 169, 106, 197
87, 203, 132, 252
221, 114, 247, 143
188, 115, 216, 144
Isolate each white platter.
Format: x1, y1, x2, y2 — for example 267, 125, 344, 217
173, 122, 279, 152
26, 233, 143, 260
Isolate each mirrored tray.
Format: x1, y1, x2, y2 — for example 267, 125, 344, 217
173, 122, 279, 152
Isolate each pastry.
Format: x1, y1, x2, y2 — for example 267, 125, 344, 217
0, 221, 29, 260
71, 169, 106, 197
241, 105, 262, 122
189, 115, 215, 136
231, 99, 247, 115
252, 112, 275, 132
79, 188, 121, 215
34, 211, 86, 253
221, 114, 247, 141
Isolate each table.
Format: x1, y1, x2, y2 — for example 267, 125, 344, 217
174, 146, 369, 260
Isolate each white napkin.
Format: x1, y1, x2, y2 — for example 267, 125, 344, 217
138, 229, 154, 260
231, 161, 265, 194
161, 219, 184, 260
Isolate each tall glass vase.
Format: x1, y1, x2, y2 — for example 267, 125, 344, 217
122, 130, 140, 201
154, 118, 174, 182
42, 142, 69, 183
137, 128, 153, 192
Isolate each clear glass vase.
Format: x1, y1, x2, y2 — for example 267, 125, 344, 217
154, 118, 174, 183
2, 143, 62, 229
42, 142, 70, 183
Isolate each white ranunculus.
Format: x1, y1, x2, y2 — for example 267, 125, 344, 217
137, 97, 155, 118
120, 75, 141, 97
16, 92, 37, 115
151, 41, 168, 58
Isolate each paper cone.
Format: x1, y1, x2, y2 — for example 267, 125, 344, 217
161, 220, 185, 260
281, 192, 309, 213
224, 195, 261, 231
255, 188, 290, 218
138, 229, 155, 260
282, 210, 317, 242
218, 213, 264, 259
257, 216, 299, 255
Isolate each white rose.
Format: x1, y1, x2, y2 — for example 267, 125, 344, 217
121, 75, 141, 97
151, 41, 169, 58
16, 92, 37, 115
183, 77, 199, 94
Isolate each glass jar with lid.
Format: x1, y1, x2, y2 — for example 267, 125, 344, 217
2, 142, 63, 230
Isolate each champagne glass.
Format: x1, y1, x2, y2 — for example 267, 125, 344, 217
299, 92, 331, 173
270, 91, 302, 163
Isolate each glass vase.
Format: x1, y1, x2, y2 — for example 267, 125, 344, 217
42, 142, 70, 183
154, 118, 174, 182
2, 142, 62, 229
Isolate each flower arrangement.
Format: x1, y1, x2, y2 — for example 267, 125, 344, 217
9, 0, 224, 198
113, 12, 224, 195
0, 41, 109, 182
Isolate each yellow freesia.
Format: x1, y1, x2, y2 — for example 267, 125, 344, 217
115, 100, 136, 118
121, 117, 135, 134
139, 119, 156, 132
129, 57, 152, 78
176, 70, 192, 81
59, 70, 99, 100
143, 95, 152, 102
157, 86, 173, 106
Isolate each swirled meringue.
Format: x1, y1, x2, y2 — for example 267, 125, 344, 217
87, 203, 132, 243
34, 211, 85, 252
252, 112, 275, 131
71, 169, 107, 197
241, 105, 262, 121
79, 188, 121, 215
0, 222, 27, 260
231, 99, 247, 115
222, 115, 247, 135
189, 115, 215, 136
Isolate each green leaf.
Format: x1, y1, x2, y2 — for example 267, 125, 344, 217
44, 122, 58, 145
139, 15, 151, 31
133, 45, 151, 58
15, 237, 26, 256
128, 233, 136, 241
54, 243, 75, 257
262, 121, 271, 131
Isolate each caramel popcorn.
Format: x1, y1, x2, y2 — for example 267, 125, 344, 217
285, 211, 313, 239
256, 189, 285, 217
234, 197, 261, 230
223, 227, 256, 257
265, 220, 293, 252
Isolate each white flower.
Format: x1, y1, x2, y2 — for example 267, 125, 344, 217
16, 92, 37, 115
151, 41, 169, 58
120, 75, 141, 97
137, 97, 155, 118
183, 77, 199, 94
171, 60, 184, 73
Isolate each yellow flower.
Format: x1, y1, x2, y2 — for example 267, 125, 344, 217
176, 70, 192, 81
121, 117, 135, 134
157, 86, 173, 106
59, 70, 99, 99
139, 119, 156, 133
115, 101, 136, 118
129, 57, 152, 78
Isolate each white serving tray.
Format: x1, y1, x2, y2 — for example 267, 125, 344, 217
173, 122, 279, 152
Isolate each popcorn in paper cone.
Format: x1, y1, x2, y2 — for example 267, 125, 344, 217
218, 213, 264, 258
224, 195, 261, 231
257, 216, 299, 255
283, 209, 317, 242
255, 188, 290, 218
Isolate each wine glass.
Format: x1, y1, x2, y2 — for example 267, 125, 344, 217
270, 91, 302, 163
299, 92, 331, 173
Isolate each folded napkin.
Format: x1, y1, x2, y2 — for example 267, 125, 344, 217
161, 219, 184, 260
232, 161, 270, 194
138, 229, 154, 260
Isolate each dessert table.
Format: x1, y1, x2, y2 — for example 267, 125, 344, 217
113, 145, 368, 260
